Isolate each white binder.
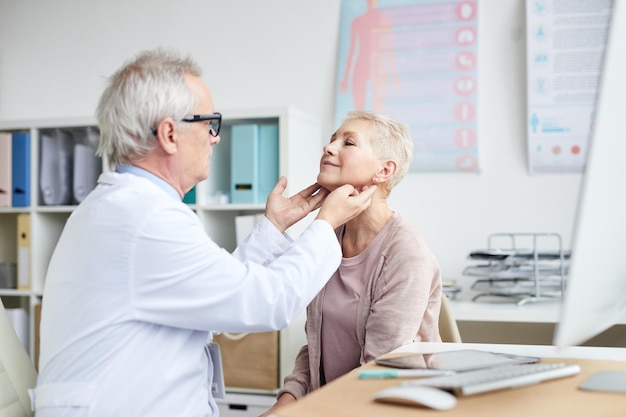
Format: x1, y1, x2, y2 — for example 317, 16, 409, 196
40, 129, 73, 205
73, 142, 101, 203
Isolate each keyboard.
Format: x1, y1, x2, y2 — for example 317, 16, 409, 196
401, 362, 581, 396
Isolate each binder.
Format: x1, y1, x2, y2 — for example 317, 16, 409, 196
0, 132, 12, 207
0, 262, 17, 289
258, 123, 279, 203
72, 142, 100, 203
11, 132, 31, 207
17, 213, 31, 290
230, 123, 279, 204
40, 130, 73, 205
231, 124, 259, 204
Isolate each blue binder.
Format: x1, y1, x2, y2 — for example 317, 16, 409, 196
231, 124, 258, 204
230, 123, 279, 204
11, 132, 30, 207
257, 124, 279, 203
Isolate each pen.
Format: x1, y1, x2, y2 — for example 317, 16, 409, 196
358, 369, 454, 379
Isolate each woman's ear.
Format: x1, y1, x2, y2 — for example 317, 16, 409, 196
373, 160, 397, 184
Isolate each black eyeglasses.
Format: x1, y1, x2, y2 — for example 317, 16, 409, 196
181, 112, 221, 137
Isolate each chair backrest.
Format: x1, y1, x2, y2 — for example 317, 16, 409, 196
438, 294, 462, 343
0, 299, 37, 417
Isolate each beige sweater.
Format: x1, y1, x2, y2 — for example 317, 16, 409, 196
278, 213, 442, 399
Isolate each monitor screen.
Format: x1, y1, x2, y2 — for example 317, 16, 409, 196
553, 1, 626, 348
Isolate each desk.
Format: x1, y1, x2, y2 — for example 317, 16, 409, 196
273, 342, 626, 417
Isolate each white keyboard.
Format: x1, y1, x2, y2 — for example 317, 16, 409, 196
402, 363, 581, 396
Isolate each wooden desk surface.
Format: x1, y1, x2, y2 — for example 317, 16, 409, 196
274, 357, 626, 417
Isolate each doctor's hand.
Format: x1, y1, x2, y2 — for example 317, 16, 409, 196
265, 176, 330, 234
316, 184, 377, 229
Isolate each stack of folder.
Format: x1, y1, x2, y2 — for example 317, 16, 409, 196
0, 127, 102, 207
39, 128, 102, 206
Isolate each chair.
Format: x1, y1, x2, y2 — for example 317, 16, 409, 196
438, 294, 462, 343
0, 298, 37, 417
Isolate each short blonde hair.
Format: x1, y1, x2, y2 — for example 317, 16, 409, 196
342, 110, 413, 193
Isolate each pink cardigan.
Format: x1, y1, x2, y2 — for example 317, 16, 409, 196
278, 213, 442, 399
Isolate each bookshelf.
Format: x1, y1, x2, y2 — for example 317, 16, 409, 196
0, 107, 320, 395
0, 117, 97, 368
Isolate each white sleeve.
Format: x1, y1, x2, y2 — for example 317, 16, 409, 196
232, 216, 293, 265
131, 204, 340, 333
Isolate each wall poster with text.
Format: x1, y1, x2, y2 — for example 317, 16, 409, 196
526, 0, 613, 173
335, 0, 479, 173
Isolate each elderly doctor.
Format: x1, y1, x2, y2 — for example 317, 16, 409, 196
32, 48, 376, 417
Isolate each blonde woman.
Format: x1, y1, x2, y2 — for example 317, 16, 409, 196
262, 111, 442, 416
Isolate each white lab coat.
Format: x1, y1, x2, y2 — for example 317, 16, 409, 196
33, 171, 341, 417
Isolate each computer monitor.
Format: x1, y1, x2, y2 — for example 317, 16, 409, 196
553, 0, 626, 391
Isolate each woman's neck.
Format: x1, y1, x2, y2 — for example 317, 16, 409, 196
341, 201, 393, 258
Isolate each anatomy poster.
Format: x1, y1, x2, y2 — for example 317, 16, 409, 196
526, 0, 612, 173
335, 0, 479, 172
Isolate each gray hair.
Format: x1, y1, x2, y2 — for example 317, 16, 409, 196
95, 48, 202, 169
343, 110, 414, 193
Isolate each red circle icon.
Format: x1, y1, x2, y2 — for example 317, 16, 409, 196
454, 128, 476, 149
454, 102, 476, 122
456, 2, 477, 21
455, 76, 476, 96
455, 154, 478, 171
455, 27, 477, 46
455, 51, 476, 71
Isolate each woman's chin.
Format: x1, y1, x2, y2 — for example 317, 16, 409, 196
317, 180, 339, 192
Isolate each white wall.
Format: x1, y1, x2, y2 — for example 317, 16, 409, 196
0, 0, 581, 280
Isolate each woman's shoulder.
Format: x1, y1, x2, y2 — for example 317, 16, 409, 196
386, 213, 425, 242
384, 214, 437, 260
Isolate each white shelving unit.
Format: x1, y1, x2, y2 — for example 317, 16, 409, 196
194, 107, 323, 248
0, 107, 320, 391
0, 117, 99, 365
